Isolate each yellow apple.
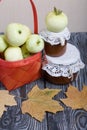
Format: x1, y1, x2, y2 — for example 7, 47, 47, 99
5, 23, 31, 46
21, 44, 31, 58
26, 34, 44, 53
45, 7, 68, 32
4, 47, 23, 61
0, 34, 8, 52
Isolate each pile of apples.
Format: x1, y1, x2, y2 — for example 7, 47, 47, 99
0, 23, 44, 61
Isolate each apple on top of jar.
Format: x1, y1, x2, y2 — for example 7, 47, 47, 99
0, 23, 44, 61
45, 7, 68, 33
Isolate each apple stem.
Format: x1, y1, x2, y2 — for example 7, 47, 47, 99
30, 0, 38, 34
54, 7, 62, 15
37, 40, 40, 45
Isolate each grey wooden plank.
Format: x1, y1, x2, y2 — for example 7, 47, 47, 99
45, 33, 87, 130
45, 65, 87, 130
0, 32, 87, 130
0, 78, 48, 130
45, 82, 69, 130
68, 109, 87, 130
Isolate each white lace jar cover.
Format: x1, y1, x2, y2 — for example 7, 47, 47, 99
39, 27, 70, 46
42, 43, 85, 78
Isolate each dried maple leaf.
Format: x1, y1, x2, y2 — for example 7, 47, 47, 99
21, 85, 63, 122
61, 85, 87, 110
0, 90, 17, 117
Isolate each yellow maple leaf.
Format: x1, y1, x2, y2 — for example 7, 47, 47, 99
0, 90, 17, 117
61, 85, 87, 110
21, 85, 63, 122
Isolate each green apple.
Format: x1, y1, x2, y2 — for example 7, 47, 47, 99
4, 46, 23, 61
45, 7, 68, 32
21, 44, 31, 58
0, 34, 8, 52
5, 23, 31, 46
26, 34, 44, 53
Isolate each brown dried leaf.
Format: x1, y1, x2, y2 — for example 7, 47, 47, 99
61, 85, 87, 110
0, 90, 17, 117
21, 85, 63, 121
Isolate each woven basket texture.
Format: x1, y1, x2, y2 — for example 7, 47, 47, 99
0, 52, 42, 90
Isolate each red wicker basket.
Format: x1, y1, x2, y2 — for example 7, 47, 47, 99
0, 53, 42, 90
0, 0, 42, 90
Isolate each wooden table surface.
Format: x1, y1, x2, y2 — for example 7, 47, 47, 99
0, 32, 87, 130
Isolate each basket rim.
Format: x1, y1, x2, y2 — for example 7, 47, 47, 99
0, 52, 41, 67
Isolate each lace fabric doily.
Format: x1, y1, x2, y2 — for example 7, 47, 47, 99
42, 59, 84, 78
39, 27, 70, 46
42, 43, 85, 78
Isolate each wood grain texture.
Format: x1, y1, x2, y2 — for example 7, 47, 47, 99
0, 32, 87, 130
46, 32, 87, 130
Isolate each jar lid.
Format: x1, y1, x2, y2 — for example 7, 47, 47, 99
39, 27, 70, 46
42, 43, 85, 77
